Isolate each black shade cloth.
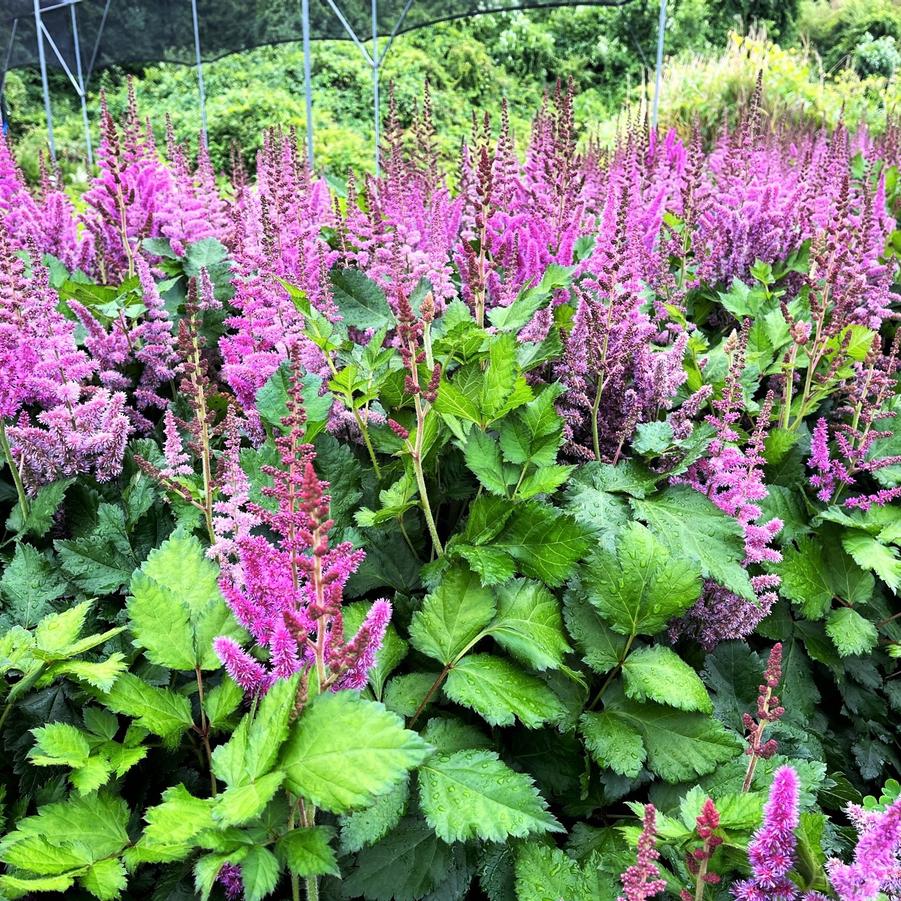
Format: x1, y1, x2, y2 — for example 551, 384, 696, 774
1, 0, 636, 78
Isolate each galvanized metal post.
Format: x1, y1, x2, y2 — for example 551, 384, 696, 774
651, 0, 666, 129
34, 0, 57, 160
70, 0, 92, 164
371, 0, 379, 174
190, 0, 207, 140
301, 0, 313, 166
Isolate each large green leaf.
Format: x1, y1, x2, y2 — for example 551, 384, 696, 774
126, 785, 215, 865
494, 501, 590, 587
276, 826, 340, 878
486, 578, 571, 670
464, 428, 515, 495
54, 503, 137, 595
778, 537, 834, 619
443, 654, 566, 728
128, 533, 243, 670
0, 793, 129, 876
563, 593, 628, 674
584, 522, 701, 636
329, 268, 392, 330
339, 779, 409, 854
604, 693, 741, 783
842, 530, 901, 593
826, 608, 879, 657
99, 673, 194, 745
0, 543, 68, 629
419, 750, 562, 842
630, 486, 755, 599
409, 565, 495, 664
279, 692, 431, 813
621, 646, 712, 713
580, 711, 646, 778
340, 817, 458, 901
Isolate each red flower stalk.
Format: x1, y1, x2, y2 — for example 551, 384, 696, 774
742, 642, 786, 792
681, 798, 723, 901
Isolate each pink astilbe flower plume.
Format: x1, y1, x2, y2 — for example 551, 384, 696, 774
0, 237, 131, 487
681, 798, 723, 901
672, 326, 783, 649
618, 804, 667, 901
826, 799, 901, 901
213, 352, 389, 699
742, 643, 786, 792
733, 766, 802, 901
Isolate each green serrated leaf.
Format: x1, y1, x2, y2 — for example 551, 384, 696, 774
779, 537, 834, 619
487, 578, 571, 670
277, 826, 340, 878
213, 771, 285, 827
584, 522, 701, 636
240, 845, 281, 901
631, 486, 755, 600
443, 654, 566, 728
0, 543, 68, 629
563, 593, 628, 674
494, 501, 590, 587
464, 429, 514, 495
409, 565, 495, 665
340, 817, 457, 901
80, 857, 127, 900
621, 646, 712, 713
99, 673, 193, 745
604, 693, 742, 783
580, 710, 646, 778
826, 607, 879, 657
279, 692, 431, 813
330, 268, 392, 330
419, 750, 562, 842
128, 533, 243, 670
29, 722, 91, 768
842, 530, 901, 592
339, 778, 409, 854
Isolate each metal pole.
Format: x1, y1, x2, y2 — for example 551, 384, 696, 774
651, 0, 666, 129
70, 0, 92, 164
33, 0, 56, 161
371, 0, 379, 174
190, 0, 207, 140
85, 0, 111, 87
1, 18, 19, 96
301, 0, 313, 167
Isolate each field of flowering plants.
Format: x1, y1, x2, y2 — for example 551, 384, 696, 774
0, 77, 899, 901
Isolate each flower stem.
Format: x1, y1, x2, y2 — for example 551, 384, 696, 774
412, 395, 443, 556
409, 663, 452, 728
0, 420, 29, 521
589, 634, 635, 710
194, 667, 217, 797
694, 858, 710, 901
352, 408, 382, 480
591, 380, 603, 461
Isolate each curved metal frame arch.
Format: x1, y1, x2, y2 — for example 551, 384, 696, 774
3, 0, 669, 172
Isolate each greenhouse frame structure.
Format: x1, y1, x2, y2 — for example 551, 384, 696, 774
1, 0, 668, 172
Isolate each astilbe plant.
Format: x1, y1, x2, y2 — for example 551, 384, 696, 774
741, 642, 786, 792
618, 804, 668, 901
808, 329, 901, 510
0, 231, 130, 494
0, 82, 899, 901
826, 798, 901, 900
672, 326, 783, 648
681, 798, 724, 901
733, 766, 830, 901
213, 354, 390, 698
